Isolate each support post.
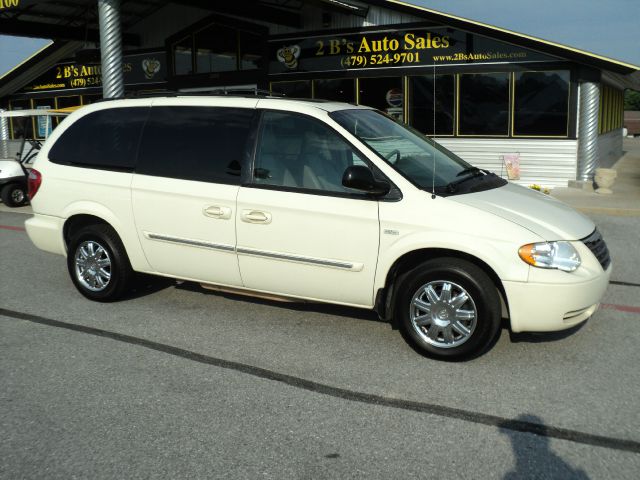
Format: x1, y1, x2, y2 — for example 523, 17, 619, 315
0, 109, 10, 159
576, 82, 600, 182
98, 0, 124, 99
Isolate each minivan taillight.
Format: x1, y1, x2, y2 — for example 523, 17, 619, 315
28, 169, 42, 199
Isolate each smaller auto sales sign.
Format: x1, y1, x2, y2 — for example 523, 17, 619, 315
20, 51, 166, 93
269, 27, 556, 74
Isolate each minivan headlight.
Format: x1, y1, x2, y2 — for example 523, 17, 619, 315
518, 241, 581, 272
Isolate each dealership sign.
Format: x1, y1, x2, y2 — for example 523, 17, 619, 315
269, 27, 557, 74
20, 51, 167, 93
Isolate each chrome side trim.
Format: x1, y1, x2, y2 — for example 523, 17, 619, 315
236, 246, 359, 271
145, 233, 361, 270
146, 232, 235, 253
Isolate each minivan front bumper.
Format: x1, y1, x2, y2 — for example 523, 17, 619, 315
504, 263, 612, 333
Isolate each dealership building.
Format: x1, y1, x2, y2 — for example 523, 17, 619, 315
1, 0, 639, 188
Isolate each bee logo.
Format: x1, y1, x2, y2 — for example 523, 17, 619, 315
277, 45, 301, 70
142, 58, 161, 79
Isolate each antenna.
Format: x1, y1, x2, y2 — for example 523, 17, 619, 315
431, 62, 437, 199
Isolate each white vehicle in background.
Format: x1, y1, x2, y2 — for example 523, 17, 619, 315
0, 109, 72, 207
24, 95, 612, 360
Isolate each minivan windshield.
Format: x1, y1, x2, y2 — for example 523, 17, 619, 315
330, 109, 506, 195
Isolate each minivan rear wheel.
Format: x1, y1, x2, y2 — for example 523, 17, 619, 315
67, 224, 133, 302
394, 257, 501, 360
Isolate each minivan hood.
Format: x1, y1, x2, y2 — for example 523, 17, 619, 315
449, 183, 594, 241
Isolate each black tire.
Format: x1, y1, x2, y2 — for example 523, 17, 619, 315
1, 183, 28, 207
67, 224, 134, 302
394, 257, 501, 360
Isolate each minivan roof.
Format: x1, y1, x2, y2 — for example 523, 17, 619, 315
96, 94, 370, 113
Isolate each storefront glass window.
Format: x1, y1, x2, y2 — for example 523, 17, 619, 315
195, 24, 238, 73
55, 96, 82, 125
313, 79, 355, 103
271, 81, 311, 98
32, 97, 55, 139
599, 85, 623, 134
459, 73, 510, 136
409, 74, 455, 136
8, 99, 30, 140
239, 30, 262, 71
81, 94, 102, 105
173, 37, 193, 75
513, 71, 569, 136
358, 77, 404, 122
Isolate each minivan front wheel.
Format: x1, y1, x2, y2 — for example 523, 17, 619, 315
67, 224, 133, 302
395, 258, 501, 360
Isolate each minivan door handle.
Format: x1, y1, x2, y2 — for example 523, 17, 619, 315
203, 205, 232, 219
241, 209, 272, 224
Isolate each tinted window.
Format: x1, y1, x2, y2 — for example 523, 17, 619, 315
409, 74, 455, 136
254, 111, 367, 193
239, 30, 262, 70
358, 76, 404, 122
32, 97, 55, 139
49, 107, 148, 170
137, 106, 254, 184
459, 73, 510, 135
270, 81, 311, 98
8, 100, 31, 140
55, 96, 82, 125
195, 24, 237, 73
514, 71, 569, 136
173, 37, 193, 75
314, 79, 355, 103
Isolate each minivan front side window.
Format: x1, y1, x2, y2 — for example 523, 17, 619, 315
253, 110, 369, 193
330, 109, 506, 195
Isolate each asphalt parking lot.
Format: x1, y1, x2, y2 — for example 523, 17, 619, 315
1, 208, 639, 479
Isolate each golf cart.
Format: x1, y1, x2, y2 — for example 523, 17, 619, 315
0, 108, 74, 207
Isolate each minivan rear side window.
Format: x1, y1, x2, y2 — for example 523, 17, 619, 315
136, 106, 255, 184
48, 107, 148, 170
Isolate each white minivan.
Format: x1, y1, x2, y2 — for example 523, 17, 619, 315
25, 95, 611, 359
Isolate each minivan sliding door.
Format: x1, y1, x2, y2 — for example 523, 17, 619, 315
131, 102, 256, 285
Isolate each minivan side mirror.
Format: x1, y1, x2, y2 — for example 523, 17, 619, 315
342, 165, 391, 196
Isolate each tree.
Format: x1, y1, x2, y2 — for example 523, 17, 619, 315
625, 89, 640, 111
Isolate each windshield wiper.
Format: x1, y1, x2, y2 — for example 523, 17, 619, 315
455, 166, 485, 177
447, 168, 489, 193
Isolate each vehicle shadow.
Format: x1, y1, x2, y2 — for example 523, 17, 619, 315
174, 281, 385, 323
499, 414, 589, 479
122, 274, 177, 300
507, 321, 587, 343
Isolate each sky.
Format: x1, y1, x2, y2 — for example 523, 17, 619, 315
413, 0, 640, 65
0, 0, 639, 77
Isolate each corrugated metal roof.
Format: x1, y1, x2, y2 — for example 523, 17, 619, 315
2, 0, 165, 30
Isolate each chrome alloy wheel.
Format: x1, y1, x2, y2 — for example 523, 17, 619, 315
410, 280, 477, 348
11, 188, 25, 204
74, 240, 112, 292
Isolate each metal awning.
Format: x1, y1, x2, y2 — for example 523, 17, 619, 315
1, 0, 638, 99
